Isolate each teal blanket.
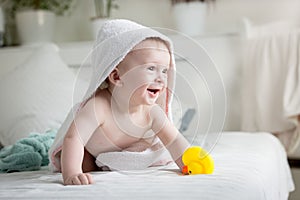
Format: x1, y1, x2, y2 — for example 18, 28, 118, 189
0, 129, 56, 173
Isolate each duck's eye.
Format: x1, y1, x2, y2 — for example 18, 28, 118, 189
189, 170, 192, 174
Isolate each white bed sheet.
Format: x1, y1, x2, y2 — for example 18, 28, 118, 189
0, 132, 294, 200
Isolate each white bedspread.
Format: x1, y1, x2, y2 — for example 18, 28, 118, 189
0, 132, 294, 200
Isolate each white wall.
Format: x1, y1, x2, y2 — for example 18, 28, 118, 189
53, 0, 300, 43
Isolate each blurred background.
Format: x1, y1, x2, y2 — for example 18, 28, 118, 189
0, 0, 300, 44
39, 0, 300, 43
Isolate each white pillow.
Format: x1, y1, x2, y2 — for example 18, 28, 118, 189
0, 44, 88, 146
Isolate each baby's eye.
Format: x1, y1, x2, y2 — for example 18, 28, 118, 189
162, 68, 168, 74
147, 66, 155, 71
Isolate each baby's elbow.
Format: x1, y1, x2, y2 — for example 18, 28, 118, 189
63, 126, 83, 145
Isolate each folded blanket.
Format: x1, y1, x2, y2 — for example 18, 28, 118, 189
0, 129, 56, 173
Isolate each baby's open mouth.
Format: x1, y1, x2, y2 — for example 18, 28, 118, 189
147, 88, 160, 95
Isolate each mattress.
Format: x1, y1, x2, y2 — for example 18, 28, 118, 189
0, 132, 294, 200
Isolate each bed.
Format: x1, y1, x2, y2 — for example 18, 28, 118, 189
0, 40, 295, 199
0, 132, 294, 200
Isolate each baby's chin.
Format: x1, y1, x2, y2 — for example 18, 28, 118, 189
144, 90, 162, 105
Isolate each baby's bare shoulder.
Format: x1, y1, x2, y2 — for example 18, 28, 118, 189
76, 90, 109, 123
149, 105, 169, 131
150, 105, 167, 120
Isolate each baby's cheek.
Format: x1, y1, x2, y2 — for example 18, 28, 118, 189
125, 78, 149, 91
162, 76, 168, 85
160, 86, 167, 94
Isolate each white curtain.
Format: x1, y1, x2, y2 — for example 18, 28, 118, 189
241, 20, 300, 155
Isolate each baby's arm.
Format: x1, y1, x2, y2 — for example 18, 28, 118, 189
151, 106, 190, 169
61, 100, 101, 185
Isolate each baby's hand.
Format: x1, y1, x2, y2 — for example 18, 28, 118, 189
64, 173, 94, 185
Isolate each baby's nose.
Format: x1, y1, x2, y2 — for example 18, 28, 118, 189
154, 72, 165, 83
155, 76, 162, 83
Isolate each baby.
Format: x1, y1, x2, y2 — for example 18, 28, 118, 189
49, 19, 190, 185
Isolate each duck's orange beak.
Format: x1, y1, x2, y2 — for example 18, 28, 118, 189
182, 165, 189, 175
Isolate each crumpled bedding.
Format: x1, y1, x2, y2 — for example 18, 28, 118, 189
0, 132, 294, 200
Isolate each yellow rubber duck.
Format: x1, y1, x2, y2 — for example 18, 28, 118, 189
182, 146, 214, 175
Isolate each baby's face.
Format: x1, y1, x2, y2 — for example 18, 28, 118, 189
117, 39, 171, 105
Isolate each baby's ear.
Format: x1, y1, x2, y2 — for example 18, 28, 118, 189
108, 68, 122, 86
